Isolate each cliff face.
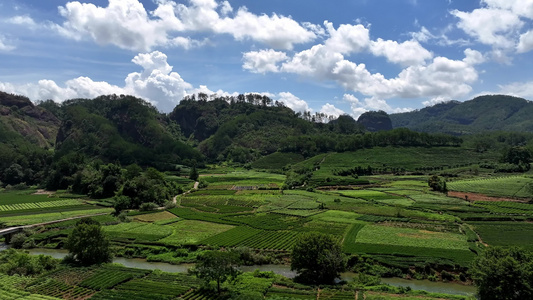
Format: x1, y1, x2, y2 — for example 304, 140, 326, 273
0, 91, 60, 148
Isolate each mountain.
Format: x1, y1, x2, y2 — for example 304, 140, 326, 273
0, 91, 60, 148
54, 94, 202, 169
357, 110, 393, 132
390, 95, 533, 134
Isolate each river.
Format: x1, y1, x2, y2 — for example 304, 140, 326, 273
24, 247, 475, 296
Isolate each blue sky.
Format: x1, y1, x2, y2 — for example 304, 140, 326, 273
1, 0, 533, 117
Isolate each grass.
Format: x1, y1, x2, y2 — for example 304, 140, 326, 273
447, 175, 533, 198
470, 221, 533, 247
158, 220, 235, 245
355, 224, 470, 250
251, 152, 305, 170
1, 208, 113, 226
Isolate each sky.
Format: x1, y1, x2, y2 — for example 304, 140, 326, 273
1, 0, 533, 118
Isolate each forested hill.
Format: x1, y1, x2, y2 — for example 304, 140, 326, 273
390, 95, 533, 134
52, 95, 202, 169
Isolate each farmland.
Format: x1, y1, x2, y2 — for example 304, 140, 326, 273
2, 147, 533, 300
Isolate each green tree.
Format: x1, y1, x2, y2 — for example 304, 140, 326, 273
428, 175, 447, 193
291, 232, 346, 284
191, 251, 240, 295
64, 218, 112, 266
189, 164, 199, 181
470, 247, 533, 300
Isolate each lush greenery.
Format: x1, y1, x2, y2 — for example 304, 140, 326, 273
291, 232, 346, 284
470, 247, 533, 300
64, 218, 112, 266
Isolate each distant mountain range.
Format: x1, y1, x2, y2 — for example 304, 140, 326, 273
390, 95, 533, 135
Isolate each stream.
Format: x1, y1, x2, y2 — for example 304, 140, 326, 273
24, 248, 476, 296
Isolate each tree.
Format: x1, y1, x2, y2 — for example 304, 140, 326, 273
470, 247, 533, 300
189, 164, 199, 181
64, 218, 112, 266
428, 175, 447, 193
191, 251, 240, 294
291, 232, 346, 284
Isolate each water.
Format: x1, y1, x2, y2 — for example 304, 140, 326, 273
25, 248, 475, 296
0, 242, 9, 251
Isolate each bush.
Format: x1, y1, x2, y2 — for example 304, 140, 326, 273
139, 202, 159, 211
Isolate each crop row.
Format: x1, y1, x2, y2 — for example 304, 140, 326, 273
0, 200, 81, 211
0, 286, 60, 300
342, 223, 366, 253
200, 226, 262, 247
80, 270, 140, 290
89, 290, 168, 300
239, 230, 301, 250
26, 279, 94, 299
180, 289, 218, 300
115, 279, 190, 298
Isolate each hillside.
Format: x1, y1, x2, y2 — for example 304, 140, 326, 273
390, 95, 533, 134
54, 94, 202, 169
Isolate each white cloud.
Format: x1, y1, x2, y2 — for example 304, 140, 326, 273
0, 35, 15, 51
320, 103, 345, 118
276, 92, 310, 113
344, 94, 413, 118
323, 21, 370, 54
482, 0, 533, 19
517, 30, 533, 53
55, 0, 315, 51
281, 44, 344, 79
124, 51, 193, 112
216, 7, 316, 50
451, 8, 523, 49
0, 51, 229, 113
5, 15, 36, 27
463, 48, 485, 65
242, 49, 288, 73
497, 80, 533, 98
369, 38, 432, 66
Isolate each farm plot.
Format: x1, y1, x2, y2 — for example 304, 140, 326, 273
201, 171, 285, 188
337, 190, 407, 202
342, 223, 366, 253
26, 278, 94, 299
470, 221, 533, 247
447, 176, 533, 198
200, 226, 262, 247
238, 230, 302, 250
133, 211, 178, 223
104, 222, 174, 242
0, 199, 82, 212
114, 278, 190, 298
79, 266, 149, 290
355, 224, 470, 250
158, 220, 234, 245
0, 286, 61, 300
472, 201, 533, 215
227, 213, 307, 230
1, 208, 114, 226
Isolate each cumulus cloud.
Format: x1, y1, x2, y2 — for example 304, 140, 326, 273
0, 51, 232, 113
517, 30, 533, 53
242, 49, 288, 73
343, 94, 413, 119
369, 39, 432, 66
451, 0, 533, 54
451, 8, 523, 49
276, 92, 310, 113
320, 103, 345, 118
323, 21, 370, 54
54, 0, 316, 51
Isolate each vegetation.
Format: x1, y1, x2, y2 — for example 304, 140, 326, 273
291, 232, 346, 284
470, 247, 533, 299
64, 218, 112, 266
191, 251, 240, 294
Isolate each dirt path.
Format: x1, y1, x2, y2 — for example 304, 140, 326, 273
448, 191, 529, 203
171, 181, 199, 205
1, 212, 110, 237
465, 223, 489, 247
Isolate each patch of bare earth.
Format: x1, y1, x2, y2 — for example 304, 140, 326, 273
448, 191, 529, 203
32, 189, 54, 195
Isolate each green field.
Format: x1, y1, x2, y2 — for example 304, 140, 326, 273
448, 176, 533, 198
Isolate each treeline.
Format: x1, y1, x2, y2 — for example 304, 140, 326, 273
280, 128, 462, 157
